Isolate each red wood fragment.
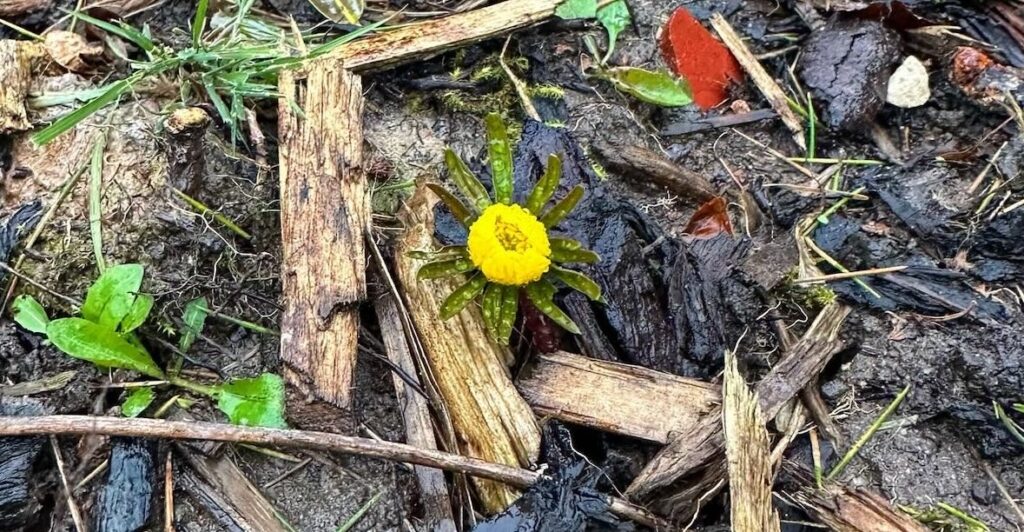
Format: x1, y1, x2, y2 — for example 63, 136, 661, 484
660, 7, 743, 110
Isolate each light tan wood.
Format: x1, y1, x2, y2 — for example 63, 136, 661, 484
710, 14, 806, 151
374, 294, 456, 532
0, 40, 43, 133
394, 186, 540, 513
327, 0, 561, 72
516, 351, 718, 444
277, 64, 367, 409
179, 449, 290, 532
723, 352, 780, 532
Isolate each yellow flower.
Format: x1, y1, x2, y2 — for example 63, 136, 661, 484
468, 204, 551, 286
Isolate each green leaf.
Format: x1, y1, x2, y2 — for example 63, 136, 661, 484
524, 279, 581, 335
47, 318, 165, 378
32, 78, 133, 146
550, 237, 582, 252
551, 247, 600, 264
70, 11, 155, 52
439, 274, 487, 320
119, 294, 153, 334
418, 258, 476, 280
525, 154, 562, 215
179, 297, 209, 352
444, 148, 492, 213
484, 113, 514, 205
121, 387, 155, 418
481, 282, 503, 341
540, 185, 585, 228
82, 263, 144, 326
12, 294, 49, 334
192, 0, 209, 46
308, 0, 365, 24
597, 1, 630, 61
426, 183, 473, 227
497, 285, 519, 345
550, 265, 602, 301
216, 373, 287, 428
555, 0, 596, 19
600, 67, 693, 107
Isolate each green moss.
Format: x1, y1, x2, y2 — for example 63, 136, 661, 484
530, 84, 565, 99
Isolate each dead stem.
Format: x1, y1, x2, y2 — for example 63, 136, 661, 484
50, 435, 86, 532
793, 265, 908, 284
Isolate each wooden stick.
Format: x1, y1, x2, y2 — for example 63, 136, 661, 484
326, 0, 561, 73
516, 351, 719, 444
374, 294, 457, 532
277, 61, 367, 408
177, 447, 290, 532
50, 435, 86, 532
0, 415, 665, 529
710, 14, 806, 151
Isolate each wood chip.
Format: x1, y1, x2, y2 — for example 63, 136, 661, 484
723, 352, 780, 532
517, 351, 719, 444
0, 40, 45, 133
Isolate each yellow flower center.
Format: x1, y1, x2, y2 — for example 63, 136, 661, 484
468, 204, 551, 286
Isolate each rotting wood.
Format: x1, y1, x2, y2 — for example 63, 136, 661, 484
277, 63, 367, 409
394, 185, 540, 513
177, 447, 290, 532
0, 414, 666, 529
0, 0, 49, 17
374, 294, 457, 532
592, 140, 717, 202
516, 351, 719, 444
722, 352, 780, 532
627, 303, 850, 509
710, 14, 807, 151
0, 40, 44, 133
783, 461, 929, 532
323, 0, 562, 73
163, 107, 210, 196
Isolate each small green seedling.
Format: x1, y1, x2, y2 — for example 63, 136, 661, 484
12, 264, 286, 428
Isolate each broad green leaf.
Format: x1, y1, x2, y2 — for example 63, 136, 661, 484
426, 184, 473, 226
444, 148, 492, 213
12, 294, 49, 334
82, 263, 144, 325
119, 294, 153, 334
47, 318, 165, 378
308, 0, 365, 25
525, 279, 581, 335
418, 258, 476, 280
555, 0, 596, 19
484, 113, 514, 205
601, 67, 693, 107
550, 265, 602, 301
121, 387, 155, 417
541, 185, 585, 228
216, 373, 287, 428
525, 155, 562, 215
497, 285, 519, 345
481, 282, 503, 341
597, 1, 630, 61
439, 274, 487, 320
179, 297, 209, 352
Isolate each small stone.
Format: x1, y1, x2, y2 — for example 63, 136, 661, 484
887, 56, 931, 108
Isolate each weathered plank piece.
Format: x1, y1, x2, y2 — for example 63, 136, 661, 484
277, 65, 367, 408
394, 187, 540, 513
516, 351, 719, 444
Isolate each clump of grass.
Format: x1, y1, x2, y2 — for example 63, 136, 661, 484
32, 0, 382, 146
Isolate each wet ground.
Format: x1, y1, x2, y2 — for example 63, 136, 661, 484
1, 0, 1023, 530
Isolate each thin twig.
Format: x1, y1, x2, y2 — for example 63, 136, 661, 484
0, 262, 81, 308
0, 415, 666, 529
165, 453, 175, 532
51, 436, 87, 532
827, 385, 910, 480
981, 460, 1024, 526
793, 266, 907, 284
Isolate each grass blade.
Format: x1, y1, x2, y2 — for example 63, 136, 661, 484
336, 491, 382, 532
89, 133, 107, 272
32, 79, 130, 146
69, 11, 155, 52
192, 0, 210, 47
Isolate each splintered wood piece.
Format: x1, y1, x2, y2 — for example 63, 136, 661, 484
395, 185, 540, 513
709, 14, 806, 151
277, 64, 367, 409
327, 0, 561, 72
177, 450, 290, 532
784, 462, 929, 532
627, 303, 850, 507
723, 352, 780, 532
516, 351, 719, 444
374, 294, 457, 532
0, 40, 44, 133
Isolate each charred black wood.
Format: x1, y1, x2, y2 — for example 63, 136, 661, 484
0, 398, 47, 530
94, 438, 155, 532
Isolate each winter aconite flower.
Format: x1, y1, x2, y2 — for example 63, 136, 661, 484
418, 113, 601, 345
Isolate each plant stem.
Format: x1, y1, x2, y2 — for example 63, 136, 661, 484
172, 188, 253, 240
89, 132, 107, 272
166, 375, 219, 397
827, 385, 910, 480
